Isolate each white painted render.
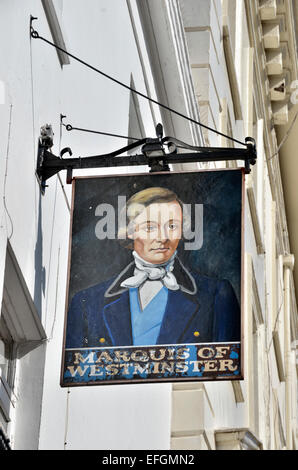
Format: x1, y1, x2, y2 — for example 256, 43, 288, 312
0, 0, 170, 450
0, 0, 296, 451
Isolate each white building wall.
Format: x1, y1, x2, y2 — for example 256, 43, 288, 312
0, 0, 172, 450
0, 0, 296, 451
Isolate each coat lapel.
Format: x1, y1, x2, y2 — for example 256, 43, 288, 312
102, 256, 199, 346
157, 289, 199, 344
102, 291, 133, 346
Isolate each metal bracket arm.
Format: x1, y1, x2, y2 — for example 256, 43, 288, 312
35, 124, 257, 193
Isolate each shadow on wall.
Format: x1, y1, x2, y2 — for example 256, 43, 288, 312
34, 193, 46, 318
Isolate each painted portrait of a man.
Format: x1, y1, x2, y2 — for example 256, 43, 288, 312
65, 182, 241, 350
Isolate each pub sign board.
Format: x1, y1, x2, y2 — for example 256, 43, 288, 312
60, 169, 244, 386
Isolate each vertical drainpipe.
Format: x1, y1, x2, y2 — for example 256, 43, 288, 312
283, 253, 295, 449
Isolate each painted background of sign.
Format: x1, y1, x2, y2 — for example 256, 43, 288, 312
61, 169, 244, 386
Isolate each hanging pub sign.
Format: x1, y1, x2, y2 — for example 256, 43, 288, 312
60, 168, 244, 386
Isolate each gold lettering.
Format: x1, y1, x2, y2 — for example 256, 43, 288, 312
215, 346, 230, 359
114, 350, 131, 362
175, 362, 188, 373
204, 360, 218, 372
131, 350, 149, 362
96, 351, 113, 363
105, 364, 119, 376
160, 361, 175, 374
149, 348, 166, 361
189, 360, 205, 372
176, 347, 190, 360
89, 364, 104, 376
132, 363, 150, 375
167, 348, 175, 360
67, 365, 89, 377
197, 347, 215, 359
219, 359, 237, 371
119, 363, 131, 375
152, 362, 161, 374
73, 352, 95, 364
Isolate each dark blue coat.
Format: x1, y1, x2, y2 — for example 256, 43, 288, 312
65, 258, 240, 348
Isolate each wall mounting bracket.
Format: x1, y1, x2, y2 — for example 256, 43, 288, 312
36, 123, 257, 194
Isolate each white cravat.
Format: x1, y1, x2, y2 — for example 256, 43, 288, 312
120, 251, 179, 292
139, 280, 163, 310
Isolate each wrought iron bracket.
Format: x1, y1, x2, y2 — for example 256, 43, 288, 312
36, 123, 257, 194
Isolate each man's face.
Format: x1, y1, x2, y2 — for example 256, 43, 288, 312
128, 201, 183, 264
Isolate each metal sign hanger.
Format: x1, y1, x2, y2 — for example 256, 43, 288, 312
36, 122, 256, 194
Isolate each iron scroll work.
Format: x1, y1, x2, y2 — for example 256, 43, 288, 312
36, 124, 255, 386
36, 123, 256, 192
